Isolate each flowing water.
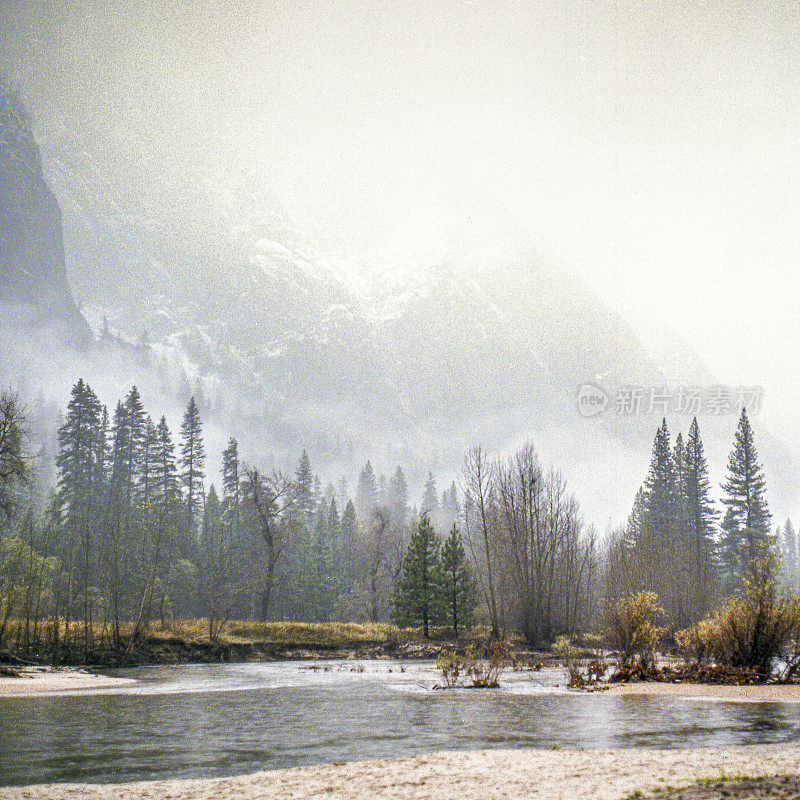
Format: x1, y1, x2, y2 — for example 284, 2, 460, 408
1, 660, 799, 786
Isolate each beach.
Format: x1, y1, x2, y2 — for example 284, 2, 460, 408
1, 744, 798, 800
605, 681, 800, 702
0, 667, 135, 695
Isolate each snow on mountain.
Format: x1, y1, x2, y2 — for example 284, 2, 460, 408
2, 107, 796, 526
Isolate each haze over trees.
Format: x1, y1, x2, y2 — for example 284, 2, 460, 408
0, 377, 795, 660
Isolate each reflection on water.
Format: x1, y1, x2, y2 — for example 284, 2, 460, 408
1, 660, 798, 786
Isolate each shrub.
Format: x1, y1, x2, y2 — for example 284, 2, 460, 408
603, 591, 666, 670
436, 639, 512, 688
697, 585, 800, 674
674, 624, 705, 664
552, 635, 583, 687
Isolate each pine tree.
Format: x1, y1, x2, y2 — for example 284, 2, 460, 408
340, 499, 358, 582
441, 481, 462, 521
92, 405, 110, 493
180, 397, 205, 534
110, 401, 131, 504
720, 408, 772, 585
421, 472, 439, 515
356, 461, 378, 520
57, 379, 103, 523
440, 524, 476, 636
295, 450, 314, 517
56, 379, 103, 651
642, 418, 677, 539
393, 515, 443, 638
123, 386, 147, 505
313, 476, 323, 511
387, 465, 410, 530
683, 417, 717, 615
140, 416, 159, 511
328, 497, 340, 531
625, 420, 685, 620
325, 496, 342, 580
153, 416, 178, 504
780, 518, 798, 588
202, 484, 228, 639
221, 437, 240, 540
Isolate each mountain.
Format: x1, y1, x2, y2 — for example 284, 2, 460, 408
1, 98, 796, 525
0, 79, 89, 349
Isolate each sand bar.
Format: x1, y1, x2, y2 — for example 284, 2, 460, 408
2, 745, 799, 800
0, 667, 135, 696
605, 682, 800, 702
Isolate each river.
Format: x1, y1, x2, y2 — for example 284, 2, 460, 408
2, 660, 799, 786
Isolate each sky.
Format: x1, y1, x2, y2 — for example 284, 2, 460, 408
3, 0, 800, 448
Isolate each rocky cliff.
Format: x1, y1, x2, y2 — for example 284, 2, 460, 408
0, 79, 89, 346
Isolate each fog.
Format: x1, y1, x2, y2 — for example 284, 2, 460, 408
2, 0, 799, 519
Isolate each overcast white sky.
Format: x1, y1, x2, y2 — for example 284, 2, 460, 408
5, 0, 800, 447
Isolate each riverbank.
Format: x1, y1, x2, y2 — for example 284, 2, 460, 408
0, 621, 486, 668
0, 666, 135, 695
605, 681, 800, 702
2, 744, 797, 800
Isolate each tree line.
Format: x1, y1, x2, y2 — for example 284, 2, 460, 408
608, 408, 797, 632
0, 378, 794, 658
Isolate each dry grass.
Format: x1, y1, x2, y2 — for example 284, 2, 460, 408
2, 618, 496, 653
222, 620, 400, 646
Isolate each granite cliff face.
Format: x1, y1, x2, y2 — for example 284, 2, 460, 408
0, 80, 89, 346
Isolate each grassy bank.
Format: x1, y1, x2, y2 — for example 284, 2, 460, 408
0, 619, 494, 667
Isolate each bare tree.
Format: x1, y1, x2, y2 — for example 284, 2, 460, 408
0, 391, 28, 522
243, 466, 294, 621
495, 446, 595, 645
462, 445, 500, 638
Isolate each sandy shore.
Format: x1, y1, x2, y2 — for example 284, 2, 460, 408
2, 745, 799, 800
0, 667, 135, 696
606, 681, 800, 702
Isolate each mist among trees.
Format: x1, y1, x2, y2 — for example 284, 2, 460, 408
0, 378, 797, 659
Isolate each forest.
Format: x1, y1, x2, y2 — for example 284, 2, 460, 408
0, 379, 797, 662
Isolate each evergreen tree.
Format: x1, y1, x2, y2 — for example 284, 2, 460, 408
56, 379, 103, 649
110, 401, 131, 504
311, 503, 337, 620
440, 524, 476, 636
340, 499, 358, 582
441, 481, 462, 521
625, 420, 686, 621
221, 437, 240, 539
720, 408, 772, 585
92, 405, 110, 492
201, 483, 229, 638
180, 397, 205, 533
124, 387, 147, 501
387, 465, 410, 529
56, 379, 103, 524
683, 417, 718, 614
313, 475, 323, 511
780, 518, 798, 588
327, 497, 340, 532
295, 450, 314, 517
341, 499, 357, 541
140, 416, 159, 511
153, 416, 178, 504
356, 461, 378, 520
393, 515, 443, 638
324, 496, 341, 580
421, 471, 439, 515
642, 418, 677, 539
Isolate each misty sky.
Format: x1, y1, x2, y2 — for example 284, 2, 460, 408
3, 0, 800, 448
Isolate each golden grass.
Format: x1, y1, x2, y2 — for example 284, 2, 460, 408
2, 618, 494, 651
